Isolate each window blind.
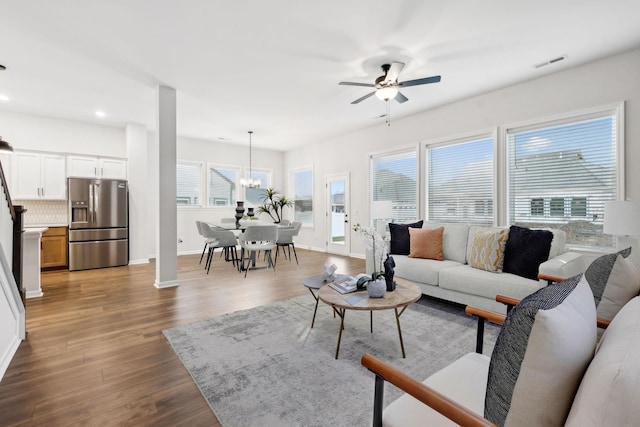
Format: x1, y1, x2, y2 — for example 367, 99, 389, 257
292, 169, 313, 226
507, 113, 617, 248
370, 150, 417, 223
426, 137, 493, 225
208, 165, 237, 207
176, 162, 202, 206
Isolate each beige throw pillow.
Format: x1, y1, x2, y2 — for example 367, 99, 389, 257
596, 254, 640, 321
408, 227, 444, 261
469, 229, 509, 273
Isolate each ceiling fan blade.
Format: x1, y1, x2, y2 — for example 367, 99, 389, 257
339, 81, 375, 87
394, 91, 409, 103
351, 92, 375, 104
384, 62, 405, 84
398, 75, 441, 87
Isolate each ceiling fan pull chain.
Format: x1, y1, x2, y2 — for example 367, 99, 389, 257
386, 101, 391, 126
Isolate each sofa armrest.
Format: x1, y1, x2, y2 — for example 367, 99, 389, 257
538, 273, 566, 285
361, 353, 498, 427
538, 251, 586, 282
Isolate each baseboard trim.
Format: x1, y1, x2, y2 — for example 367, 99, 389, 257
128, 258, 150, 265
154, 279, 179, 289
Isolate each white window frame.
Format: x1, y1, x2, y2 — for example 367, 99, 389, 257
176, 160, 204, 208
206, 162, 240, 208
289, 166, 314, 228
369, 146, 419, 225
423, 130, 496, 225
500, 102, 625, 249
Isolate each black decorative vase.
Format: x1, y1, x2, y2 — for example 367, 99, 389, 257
235, 201, 245, 228
247, 207, 255, 218
384, 254, 396, 291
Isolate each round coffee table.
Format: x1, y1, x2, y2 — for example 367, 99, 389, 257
318, 279, 421, 359
302, 274, 349, 328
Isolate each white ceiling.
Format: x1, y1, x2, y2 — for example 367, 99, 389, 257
1, 0, 639, 151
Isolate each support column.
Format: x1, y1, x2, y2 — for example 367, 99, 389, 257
154, 86, 178, 288
126, 124, 149, 265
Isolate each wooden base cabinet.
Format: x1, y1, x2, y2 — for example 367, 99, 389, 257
41, 227, 68, 269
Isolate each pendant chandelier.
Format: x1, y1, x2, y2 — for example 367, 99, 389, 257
240, 130, 260, 188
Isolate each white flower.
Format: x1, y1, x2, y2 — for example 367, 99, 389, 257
353, 223, 388, 277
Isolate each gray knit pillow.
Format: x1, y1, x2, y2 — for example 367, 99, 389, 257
484, 274, 597, 426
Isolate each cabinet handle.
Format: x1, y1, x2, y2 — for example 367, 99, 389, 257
41, 187, 44, 197
101, 167, 104, 176
94, 167, 97, 176
37, 187, 41, 197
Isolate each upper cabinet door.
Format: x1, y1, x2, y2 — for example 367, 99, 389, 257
67, 155, 99, 178
40, 154, 66, 199
98, 158, 127, 180
13, 152, 66, 200
13, 152, 41, 199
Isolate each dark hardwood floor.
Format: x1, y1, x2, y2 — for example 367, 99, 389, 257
0, 249, 365, 426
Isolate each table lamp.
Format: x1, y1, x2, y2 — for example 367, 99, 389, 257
371, 200, 393, 234
604, 200, 640, 252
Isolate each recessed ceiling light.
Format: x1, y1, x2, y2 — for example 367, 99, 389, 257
0, 94, 9, 102
95, 111, 106, 118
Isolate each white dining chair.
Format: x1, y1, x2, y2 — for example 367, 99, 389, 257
238, 224, 278, 277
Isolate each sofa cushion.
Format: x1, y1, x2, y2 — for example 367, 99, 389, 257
422, 222, 470, 264
383, 352, 490, 427
439, 265, 543, 301
565, 296, 640, 426
408, 227, 444, 260
468, 229, 509, 273
584, 247, 632, 308
543, 228, 566, 259
388, 220, 424, 255
484, 275, 596, 427
393, 255, 462, 286
503, 225, 553, 280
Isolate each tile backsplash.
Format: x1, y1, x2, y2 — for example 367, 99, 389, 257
15, 200, 68, 226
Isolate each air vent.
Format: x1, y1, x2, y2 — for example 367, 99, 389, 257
533, 55, 567, 69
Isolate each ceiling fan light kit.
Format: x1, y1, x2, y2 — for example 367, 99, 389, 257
375, 86, 398, 101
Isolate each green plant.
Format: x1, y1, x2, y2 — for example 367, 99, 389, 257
257, 188, 293, 223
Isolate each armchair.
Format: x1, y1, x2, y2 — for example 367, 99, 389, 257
362, 275, 600, 427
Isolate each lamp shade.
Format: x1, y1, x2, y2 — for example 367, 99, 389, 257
604, 201, 640, 236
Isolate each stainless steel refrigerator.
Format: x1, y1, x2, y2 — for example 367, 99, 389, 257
68, 178, 128, 271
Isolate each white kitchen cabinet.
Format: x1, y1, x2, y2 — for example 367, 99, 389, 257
13, 152, 66, 200
67, 155, 127, 180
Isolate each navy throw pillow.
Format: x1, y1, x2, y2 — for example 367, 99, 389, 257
503, 225, 553, 280
388, 220, 424, 255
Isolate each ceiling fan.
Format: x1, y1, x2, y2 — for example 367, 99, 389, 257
339, 62, 441, 104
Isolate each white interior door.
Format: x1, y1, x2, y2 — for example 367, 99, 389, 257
326, 173, 350, 256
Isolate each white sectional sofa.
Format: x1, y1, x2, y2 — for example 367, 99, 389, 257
366, 222, 586, 314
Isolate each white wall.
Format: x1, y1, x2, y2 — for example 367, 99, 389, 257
174, 136, 284, 255
0, 111, 126, 157
284, 48, 640, 258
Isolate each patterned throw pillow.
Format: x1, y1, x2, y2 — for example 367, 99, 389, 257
584, 247, 631, 307
469, 229, 509, 272
581, 247, 639, 322
484, 275, 597, 427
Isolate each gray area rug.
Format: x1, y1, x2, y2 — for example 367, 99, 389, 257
163, 295, 500, 427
